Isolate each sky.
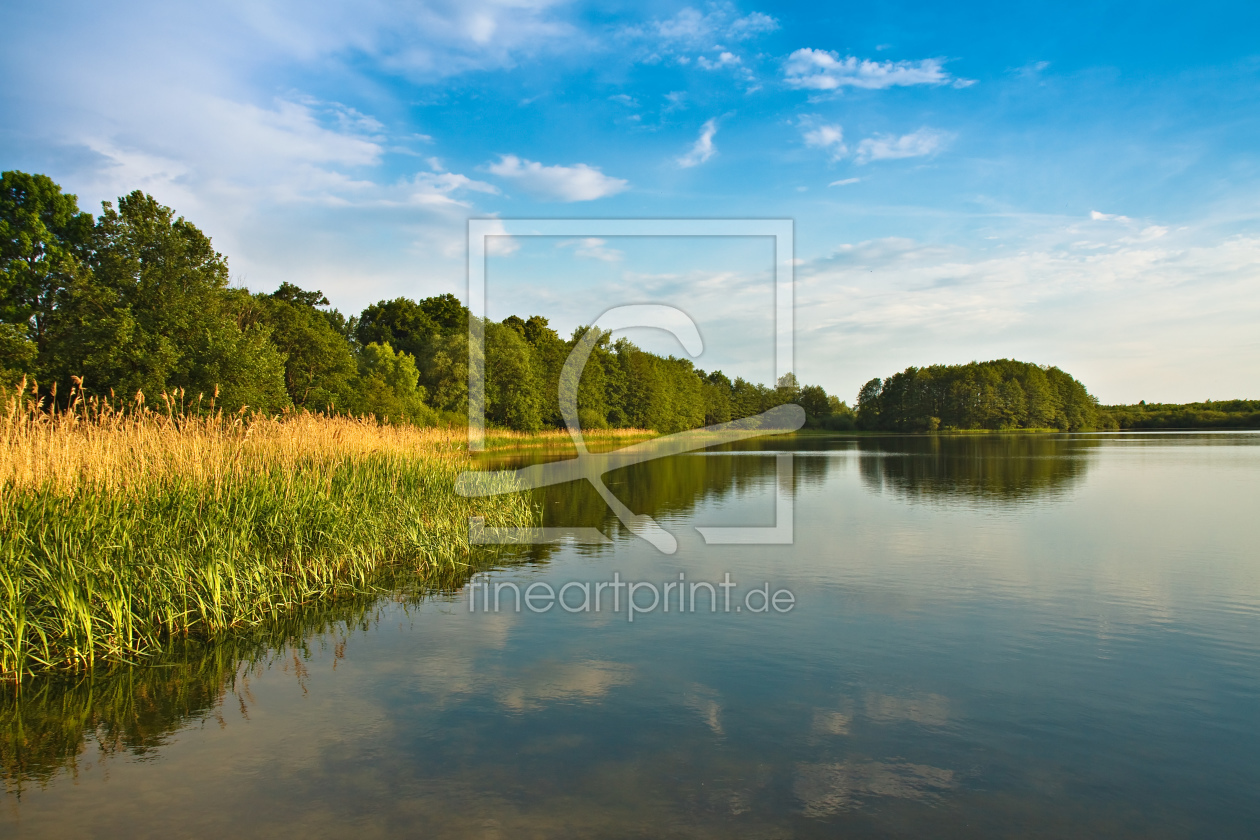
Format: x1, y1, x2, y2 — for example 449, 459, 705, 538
3, 0, 1260, 403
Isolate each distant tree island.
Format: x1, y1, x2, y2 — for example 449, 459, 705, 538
3, 170, 1254, 433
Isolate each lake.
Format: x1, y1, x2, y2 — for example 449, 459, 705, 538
4, 432, 1259, 838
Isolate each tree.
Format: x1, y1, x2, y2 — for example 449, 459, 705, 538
485, 321, 543, 432
796, 384, 831, 423
261, 284, 357, 411
0, 171, 94, 358
44, 191, 289, 411
355, 341, 435, 424
0, 323, 36, 387
355, 297, 437, 360
856, 378, 883, 429
853, 361, 1101, 432
354, 293, 468, 361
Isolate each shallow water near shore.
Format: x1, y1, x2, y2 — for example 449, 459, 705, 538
4, 432, 1260, 838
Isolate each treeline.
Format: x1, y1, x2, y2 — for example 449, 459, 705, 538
1, 171, 855, 432
1101, 400, 1260, 430
855, 359, 1111, 431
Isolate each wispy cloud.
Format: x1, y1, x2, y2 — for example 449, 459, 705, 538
854, 128, 949, 163
677, 119, 719, 168
631, 6, 777, 47
1091, 210, 1132, 222
621, 5, 775, 83
784, 49, 952, 90
829, 177, 860, 186
404, 162, 499, 208
801, 120, 847, 161
487, 155, 629, 201
558, 237, 623, 262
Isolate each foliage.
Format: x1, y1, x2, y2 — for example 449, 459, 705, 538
355, 341, 436, 424
855, 359, 1106, 432
0, 171, 94, 354
40, 191, 290, 412
1100, 399, 1260, 430
258, 283, 357, 412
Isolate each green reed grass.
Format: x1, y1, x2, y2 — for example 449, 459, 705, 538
1, 385, 536, 681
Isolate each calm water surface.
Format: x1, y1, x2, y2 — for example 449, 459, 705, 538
4, 433, 1259, 838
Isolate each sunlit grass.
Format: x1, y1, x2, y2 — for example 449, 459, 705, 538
0, 382, 536, 682
479, 427, 658, 454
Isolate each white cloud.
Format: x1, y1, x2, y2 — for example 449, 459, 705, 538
677, 119, 719, 168
404, 169, 499, 207
854, 128, 949, 164
558, 237, 624, 262
793, 228, 1260, 405
621, 6, 776, 74
829, 177, 860, 186
486, 155, 629, 201
801, 121, 847, 161
696, 51, 741, 70
784, 49, 952, 90
236, 0, 584, 80
634, 7, 778, 47
727, 11, 779, 40
1091, 210, 1132, 222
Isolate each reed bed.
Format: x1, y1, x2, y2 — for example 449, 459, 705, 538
479, 427, 658, 453
0, 382, 536, 682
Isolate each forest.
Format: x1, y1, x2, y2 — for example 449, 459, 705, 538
4, 170, 1252, 434
0, 171, 852, 433
854, 359, 1111, 432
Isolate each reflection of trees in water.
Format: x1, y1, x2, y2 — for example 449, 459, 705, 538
504, 450, 809, 553
855, 435, 1096, 502
0, 569, 480, 796
491, 434, 1095, 563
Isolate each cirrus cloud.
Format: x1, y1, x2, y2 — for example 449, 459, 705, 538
677, 119, 719, 168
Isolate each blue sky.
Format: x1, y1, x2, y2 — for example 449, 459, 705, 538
3, 1, 1260, 402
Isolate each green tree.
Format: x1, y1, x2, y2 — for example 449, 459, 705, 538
260, 283, 357, 411
355, 341, 435, 424
354, 293, 468, 360
0, 323, 36, 388
485, 321, 543, 432
44, 191, 289, 411
856, 378, 883, 430
0, 171, 94, 360
796, 383, 831, 424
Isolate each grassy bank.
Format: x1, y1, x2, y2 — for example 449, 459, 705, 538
1100, 400, 1260, 430
479, 427, 659, 453
788, 427, 1069, 436
0, 388, 537, 682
